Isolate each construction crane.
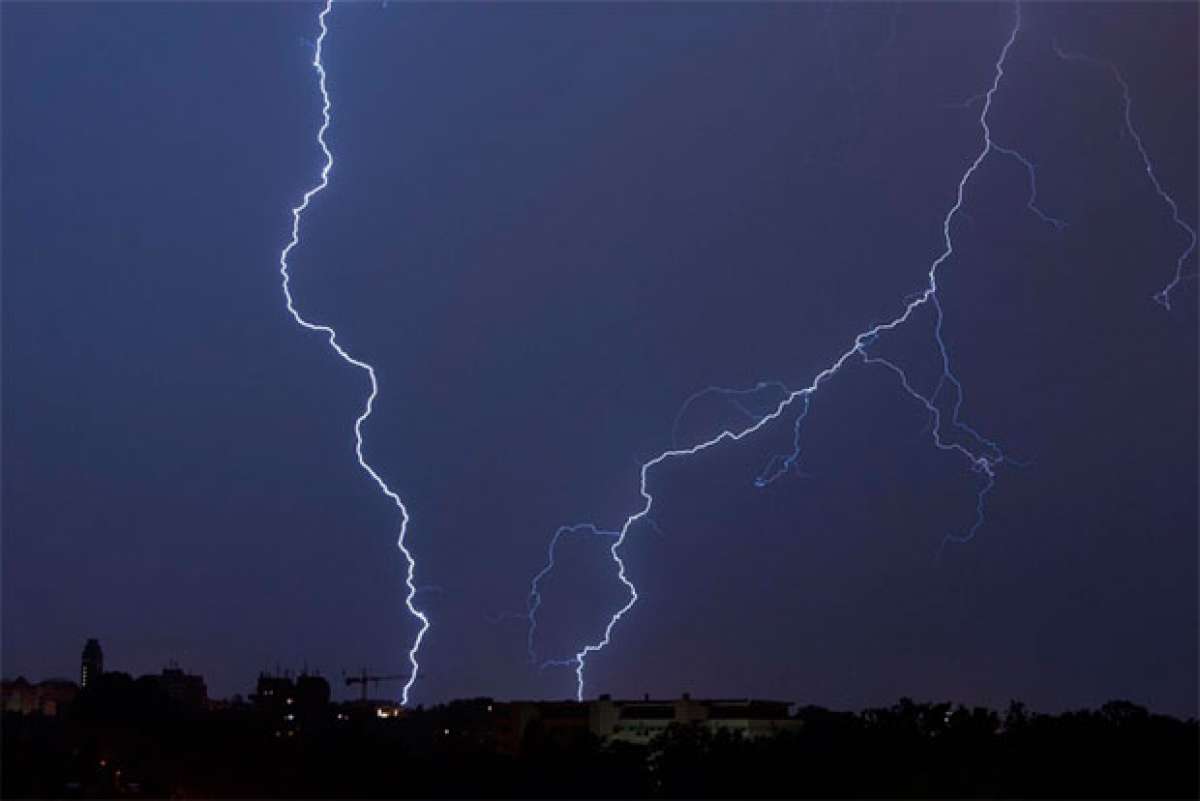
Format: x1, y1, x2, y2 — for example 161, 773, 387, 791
343, 668, 412, 703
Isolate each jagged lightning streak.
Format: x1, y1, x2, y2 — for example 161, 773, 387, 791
278, 0, 428, 706
668, 380, 811, 487
525, 524, 619, 666
1052, 44, 1198, 309
992, 145, 1067, 230
669, 381, 792, 449
532, 3, 1040, 701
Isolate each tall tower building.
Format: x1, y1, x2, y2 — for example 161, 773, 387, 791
80, 638, 103, 688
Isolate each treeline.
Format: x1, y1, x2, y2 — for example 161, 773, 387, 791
645, 700, 1198, 799
3, 695, 1196, 798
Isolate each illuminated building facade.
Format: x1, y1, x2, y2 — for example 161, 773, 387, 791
492, 694, 796, 753
1, 677, 79, 716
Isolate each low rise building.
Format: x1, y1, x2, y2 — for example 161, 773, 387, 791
492, 694, 796, 752
2, 677, 79, 716
593, 694, 795, 744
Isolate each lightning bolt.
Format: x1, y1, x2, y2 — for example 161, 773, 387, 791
669, 381, 792, 449
528, 2, 1075, 702
525, 524, 619, 667
1052, 44, 1198, 309
525, 522, 619, 666
278, 0, 428, 706
992, 145, 1067, 230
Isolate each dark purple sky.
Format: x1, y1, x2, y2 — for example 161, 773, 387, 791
3, 2, 1196, 716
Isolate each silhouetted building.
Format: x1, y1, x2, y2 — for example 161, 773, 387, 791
2, 677, 79, 716
294, 672, 331, 710
254, 671, 331, 734
152, 663, 207, 709
81, 638, 103, 688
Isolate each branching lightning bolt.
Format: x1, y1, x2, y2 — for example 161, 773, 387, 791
526, 3, 1074, 702
525, 524, 619, 667
669, 381, 792, 449
271, 1, 1191, 707
992, 145, 1067, 230
1052, 44, 1198, 309
278, 0, 428, 706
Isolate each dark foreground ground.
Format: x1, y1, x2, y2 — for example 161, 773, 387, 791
4, 695, 1196, 798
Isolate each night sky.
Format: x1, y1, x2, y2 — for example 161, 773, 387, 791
3, 2, 1196, 716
